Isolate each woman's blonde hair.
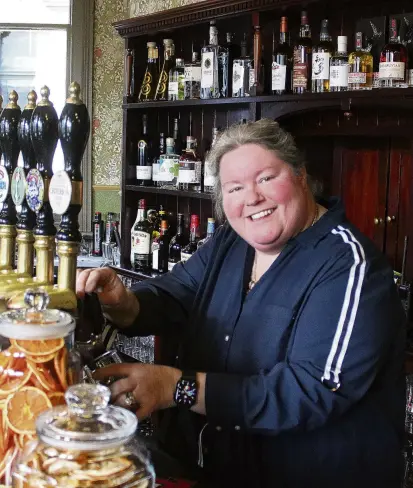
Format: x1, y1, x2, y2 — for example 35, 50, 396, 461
207, 119, 306, 221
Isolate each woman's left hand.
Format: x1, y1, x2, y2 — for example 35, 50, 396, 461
93, 363, 182, 419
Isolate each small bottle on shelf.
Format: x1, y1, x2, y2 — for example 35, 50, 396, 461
168, 213, 187, 270
330, 36, 349, 92
224, 32, 239, 97
158, 137, 180, 189
105, 212, 116, 244
152, 132, 164, 187
185, 52, 201, 99
181, 214, 200, 262
312, 19, 333, 93
204, 126, 219, 193
155, 39, 175, 101
131, 199, 153, 272
92, 211, 103, 256
138, 42, 159, 102
271, 17, 292, 95
197, 218, 215, 249
292, 11, 312, 94
348, 32, 373, 91
201, 21, 221, 99
178, 136, 202, 192
232, 35, 253, 97
168, 58, 185, 101
379, 18, 408, 89
152, 219, 170, 273
135, 114, 152, 186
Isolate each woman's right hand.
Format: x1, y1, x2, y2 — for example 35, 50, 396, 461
76, 268, 139, 327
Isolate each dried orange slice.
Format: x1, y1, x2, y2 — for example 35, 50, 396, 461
0, 368, 31, 397
0, 445, 18, 480
0, 408, 10, 455
54, 348, 68, 390
27, 362, 59, 392
5, 387, 52, 435
11, 338, 64, 357
48, 392, 65, 407
27, 353, 57, 364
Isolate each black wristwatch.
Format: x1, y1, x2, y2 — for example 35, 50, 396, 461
174, 371, 198, 408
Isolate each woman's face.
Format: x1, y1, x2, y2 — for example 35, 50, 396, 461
220, 144, 312, 254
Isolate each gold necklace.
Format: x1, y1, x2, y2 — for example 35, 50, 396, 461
247, 203, 319, 293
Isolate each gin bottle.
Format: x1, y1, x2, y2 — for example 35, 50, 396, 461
185, 52, 201, 99
203, 126, 219, 193
201, 21, 221, 99
178, 136, 202, 192
168, 58, 185, 101
232, 37, 253, 97
158, 137, 180, 189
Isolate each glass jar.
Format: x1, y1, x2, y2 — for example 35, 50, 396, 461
12, 383, 155, 488
0, 289, 79, 485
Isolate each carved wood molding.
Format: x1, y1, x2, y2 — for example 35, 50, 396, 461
113, 0, 319, 38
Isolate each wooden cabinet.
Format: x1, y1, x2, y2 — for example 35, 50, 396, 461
114, 0, 413, 285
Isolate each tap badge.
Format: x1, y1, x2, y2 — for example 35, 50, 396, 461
49, 170, 72, 215
26, 169, 44, 212
11, 167, 27, 206
0, 164, 10, 204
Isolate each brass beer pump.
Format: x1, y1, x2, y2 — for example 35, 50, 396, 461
6, 82, 90, 311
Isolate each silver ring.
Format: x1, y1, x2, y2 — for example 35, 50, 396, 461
124, 391, 136, 407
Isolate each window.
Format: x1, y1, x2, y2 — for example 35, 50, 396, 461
0, 0, 93, 232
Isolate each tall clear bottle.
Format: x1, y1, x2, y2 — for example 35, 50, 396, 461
152, 132, 164, 187
233, 36, 253, 97
293, 11, 312, 94
158, 137, 180, 189
178, 136, 202, 192
312, 19, 333, 93
201, 21, 221, 99
330, 36, 348, 92
379, 18, 408, 88
185, 52, 201, 99
224, 32, 239, 97
271, 17, 292, 95
138, 42, 159, 101
155, 39, 174, 101
204, 126, 219, 193
168, 58, 185, 101
348, 32, 373, 91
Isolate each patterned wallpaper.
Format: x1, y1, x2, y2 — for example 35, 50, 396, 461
92, 0, 203, 188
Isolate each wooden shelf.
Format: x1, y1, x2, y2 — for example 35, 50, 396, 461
123, 88, 413, 110
125, 185, 213, 200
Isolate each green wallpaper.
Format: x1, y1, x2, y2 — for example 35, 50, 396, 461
93, 188, 121, 217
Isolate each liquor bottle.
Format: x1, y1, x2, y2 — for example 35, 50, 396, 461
105, 212, 116, 244
152, 219, 170, 273
168, 213, 187, 270
224, 32, 239, 97
92, 211, 103, 256
178, 136, 202, 192
330, 36, 349, 92
204, 126, 219, 193
181, 214, 200, 262
131, 199, 153, 271
158, 137, 180, 189
272, 17, 292, 95
168, 58, 185, 101
130, 204, 144, 265
138, 42, 159, 101
152, 132, 164, 187
250, 24, 265, 95
379, 18, 408, 88
185, 52, 202, 99
201, 21, 220, 99
348, 32, 373, 91
155, 39, 174, 101
292, 11, 312, 94
312, 19, 333, 93
233, 36, 253, 97
172, 117, 183, 154
135, 114, 152, 185
197, 218, 215, 249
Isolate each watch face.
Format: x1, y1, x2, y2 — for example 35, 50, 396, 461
176, 378, 197, 407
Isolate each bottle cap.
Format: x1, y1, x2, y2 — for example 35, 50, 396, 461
166, 137, 175, 146
190, 214, 200, 224
138, 199, 146, 208
163, 38, 173, 45
147, 41, 157, 48
337, 35, 347, 52
207, 218, 215, 223
161, 220, 168, 229
301, 10, 308, 24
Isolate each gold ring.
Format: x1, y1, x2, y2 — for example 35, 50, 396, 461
124, 391, 136, 407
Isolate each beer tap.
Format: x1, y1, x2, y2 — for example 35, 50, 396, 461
0, 91, 37, 283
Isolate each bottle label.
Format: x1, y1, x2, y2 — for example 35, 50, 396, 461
185, 66, 201, 82
152, 247, 159, 270
159, 157, 179, 182
292, 63, 308, 88
271, 62, 287, 90
136, 166, 152, 180
312, 52, 330, 80
232, 62, 245, 94
152, 162, 160, 181
168, 81, 179, 95
249, 69, 255, 90
330, 65, 349, 87
132, 231, 151, 255
168, 261, 176, 271
379, 62, 405, 80
204, 160, 216, 188
201, 52, 215, 88
180, 251, 192, 263
348, 72, 367, 84
179, 161, 202, 183
93, 223, 101, 253
156, 71, 168, 97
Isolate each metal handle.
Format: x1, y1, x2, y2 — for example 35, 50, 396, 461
386, 215, 396, 223
374, 217, 383, 226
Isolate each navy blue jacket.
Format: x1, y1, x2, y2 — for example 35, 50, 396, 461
128, 198, 406, 488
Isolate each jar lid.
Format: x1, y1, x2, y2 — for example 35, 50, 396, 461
0, 289, 75, 339
36, 384, 138, 451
